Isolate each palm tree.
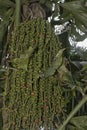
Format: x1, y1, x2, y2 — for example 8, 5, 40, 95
0, 0, 87, 130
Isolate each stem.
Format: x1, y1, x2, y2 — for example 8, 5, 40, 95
15, 0, 21, 27
58, 95, 87, 130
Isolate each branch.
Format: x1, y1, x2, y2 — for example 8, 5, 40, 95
15, 0, 21, 27
58, 95, 87, 130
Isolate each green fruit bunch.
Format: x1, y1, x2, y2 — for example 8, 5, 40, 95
3, 18, 64, 130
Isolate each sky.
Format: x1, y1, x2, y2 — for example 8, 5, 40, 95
55, 24, 87, 49
77, 38, 87, 49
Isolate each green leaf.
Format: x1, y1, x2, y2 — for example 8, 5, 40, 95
0, 0, 14, 9
10, 56, 29, 71
60, 1, 87, 30
82, 64, 87, 71
67, 124, 76, 130
0, 8, 14, 44
58, 64, 72, 82
0, 21, 8, 46
2, 8, 14, 21
68, 116, 87, 130
44, 49, 64, 78
10, 46, 37, 71
71, 24, 87, 41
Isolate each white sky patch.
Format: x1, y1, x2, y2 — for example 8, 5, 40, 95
77, 38, 87, 49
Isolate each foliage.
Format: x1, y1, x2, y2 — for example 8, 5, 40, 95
67, 116, 87, 130
59, 0, 87, 42
59, 95, 87, 130
0, 0, 87, 130
70, 45, 87, 61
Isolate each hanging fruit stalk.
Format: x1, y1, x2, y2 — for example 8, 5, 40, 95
15, 0, 21, 27
3, 18, 64, 130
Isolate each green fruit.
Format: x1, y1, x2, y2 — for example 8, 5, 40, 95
3, 18, 64, 130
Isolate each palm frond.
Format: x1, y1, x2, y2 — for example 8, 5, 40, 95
0, 0, 15, 20
0, 0, 15, 9
60, 1, 87, 30
0, 21, 9, 46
